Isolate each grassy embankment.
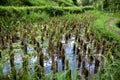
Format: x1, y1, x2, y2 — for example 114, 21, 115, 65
89, 10, 120, 80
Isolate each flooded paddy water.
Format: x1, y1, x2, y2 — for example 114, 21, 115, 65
0, 16, 112, 80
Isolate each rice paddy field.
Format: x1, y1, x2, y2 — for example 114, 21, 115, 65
0, 0, 120, 80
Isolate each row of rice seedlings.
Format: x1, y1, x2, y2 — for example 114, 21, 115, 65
69, 16, 117, 80
39, 19, 70, 79
0, 23, 34, 79
58, 14, 97, 77
9, 39, 17, 80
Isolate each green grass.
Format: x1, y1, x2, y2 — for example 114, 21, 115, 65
0, 0, 74, 6
88, 11, 120, 42
0, 6, 94, 27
